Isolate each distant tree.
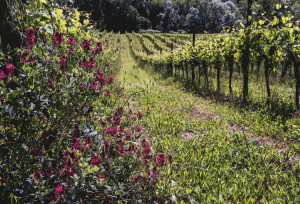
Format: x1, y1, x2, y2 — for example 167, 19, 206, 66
208, 0, 236, 31
197, 0, 210, 32
157, 0, 180, 32
185, 7, 201, 33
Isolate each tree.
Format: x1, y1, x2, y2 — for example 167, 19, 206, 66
197, 0, 210, 32
157, 0, 180, 32
208, 0, 237, 31
185, 7, 200, 33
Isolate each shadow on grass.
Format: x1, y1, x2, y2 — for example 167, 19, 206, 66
153, 67, 296, 125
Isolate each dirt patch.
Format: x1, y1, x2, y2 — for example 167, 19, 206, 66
182, 130, 197, 140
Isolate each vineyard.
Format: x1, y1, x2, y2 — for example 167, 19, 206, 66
1, 0, 300, 203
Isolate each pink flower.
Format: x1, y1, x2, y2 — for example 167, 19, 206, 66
135, 125, 142, 132
152, 166, 158, 175
118, 125, 124, 132
168, 155, 173, 163
104, 140, 110, 148
67, 38, 75, 46
26, 29, 35, 50
1, 96, 5, 101
107, 77, 113, 84
156, 154, 165, 166
46, 166, 52, 178
275, 160, 281, 165
80, 83, 85, 91
225, 137, 228, 142
59, 55, 68, 72
54, 184, 65, 199
137, 112, 143, 120
104, 91, 110, 96
274, 95, 277, 98
98, 73, 106, 87
91, 156, 100, 166
116, 107, 124, 116
82, 39, 91, 53
144, 145, 151, 154
114, 116, 121, 125
34, 171, 42, 180
72, 129, 80, 138
151, 176, 158, 184
71, 137, 81, 150
105, 127, 117, 136
47, 79, 52, 88
52, 31, 64, 45
0, 70, 5, 80
126, 132, 131, 139
101, 121, 107, 127
132, 116, 137, 121
93, 42, 102, 55
98, 173, 105, 178
128, 144, 137, 153
6, 59, 15, 74
89, 57, 95, 69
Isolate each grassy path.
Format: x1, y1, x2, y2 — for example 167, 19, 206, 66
114, 34, 300, 203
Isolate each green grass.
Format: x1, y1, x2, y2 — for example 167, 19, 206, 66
116, 34, 300, 203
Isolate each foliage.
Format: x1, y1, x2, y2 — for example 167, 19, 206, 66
0, 1, 170, 203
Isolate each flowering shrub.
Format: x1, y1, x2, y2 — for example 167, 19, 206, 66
0, 2, 171, 203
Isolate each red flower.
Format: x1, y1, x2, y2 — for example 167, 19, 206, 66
104, 140, 110, 148
67, 38, 75, 46
84, 136, 92, 147
152, 166, 158, 175
82, 39, 91, 53
128, 144, 137, 153
59, 55, 68, 72
151, 176, 158, 184
71, 137, 81, 150
104, 91, 110, 96
89, 57, 95, 69
132, 116, 137, 121
135, 125, 142, 132
126, 132, 131, 139
54, 184, 65, 199
98, 73, 106, 87
144, 144, 151, 154
72, 129, 80, 138
114, 116, 121, 125
101, 121, 107, 127
225, 137, 228, 142
47, 79, 52, 88
156, 154, 165, 166
91, 156, 100, 166
117, 107, 124, 116
6, 59, 15, 74
107, 77, 113, 84
118, 125, 124, 132
26, 29, 35, 50
80, 83, 85, 91
52, 31, 64, 45
46, 166, 52, 178
34, 171, 42, 180
0, 70, 6, 80
93, 42, 102, 55
275, 160, 281, 165
137, 112, 143, 120
105, 127, 117, 136
168, 155, 173, 163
